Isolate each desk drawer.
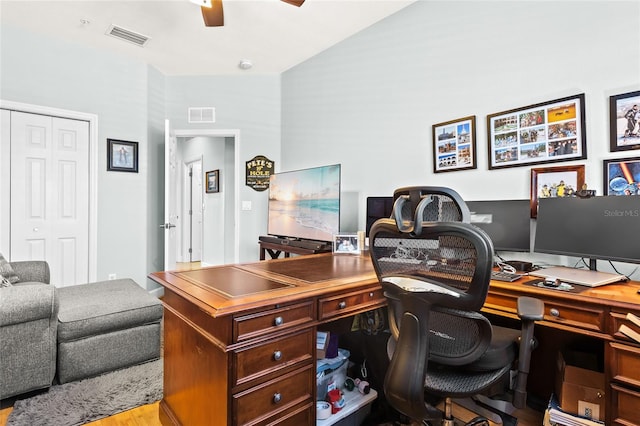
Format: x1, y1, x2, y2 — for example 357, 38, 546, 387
485, 291, 605, 333
543, 300, 605, 333
234, 302, 315, 342
234, 329, 314, 388
610, 383, 640, 425
608, 341, 640, 388
233, 365, 314, 426
319, 286, 385, 321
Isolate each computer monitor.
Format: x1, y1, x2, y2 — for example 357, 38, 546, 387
467, 199, 531, 253
365, 196, 394, 237
534, 195, 640, 267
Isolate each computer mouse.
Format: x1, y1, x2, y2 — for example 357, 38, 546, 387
543, 278, 561, 288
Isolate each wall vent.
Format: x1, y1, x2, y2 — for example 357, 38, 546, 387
105, 24, 150, 47
188, 107, 216, 123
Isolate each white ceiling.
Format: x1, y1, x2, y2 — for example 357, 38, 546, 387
0, 0, 416, 76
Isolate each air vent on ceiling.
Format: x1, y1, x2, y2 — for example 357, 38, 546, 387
105, 24, 150, 47
188, 107, 216, 124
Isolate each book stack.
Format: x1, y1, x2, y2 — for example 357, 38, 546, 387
544, 394, 604, 426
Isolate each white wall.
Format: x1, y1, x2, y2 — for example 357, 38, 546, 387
0, 23, 151, 288
165, 76, 281, 263
281, 0, 640, 278
2, 1, 638, 282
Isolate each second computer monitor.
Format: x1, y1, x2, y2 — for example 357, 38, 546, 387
466, 199, 531, 252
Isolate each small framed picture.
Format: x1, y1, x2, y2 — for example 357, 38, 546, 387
205, 170, 219, 193
107, 139, 138, 173
603, 157, 640, 195
432, 115, 477, 173
333, 234, 360, 255
530, 164, 585, 218
609, 90, 640, 152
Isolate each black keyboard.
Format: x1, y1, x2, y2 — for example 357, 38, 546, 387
491, 270, 523, 282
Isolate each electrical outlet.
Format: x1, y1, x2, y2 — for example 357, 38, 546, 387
108, 273, 117, 280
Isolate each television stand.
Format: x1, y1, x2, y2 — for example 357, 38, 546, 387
258, 237, 332, 260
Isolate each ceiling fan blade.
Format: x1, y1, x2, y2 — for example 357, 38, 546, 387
201, 0, 224, 27
281, 0, 305, 6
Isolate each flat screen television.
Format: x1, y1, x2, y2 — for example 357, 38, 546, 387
535, 195, 640, 267
267, 164, 341, 243
467, 199, 531, 252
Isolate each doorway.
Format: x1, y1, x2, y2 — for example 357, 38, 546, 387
167, 128, 240, 268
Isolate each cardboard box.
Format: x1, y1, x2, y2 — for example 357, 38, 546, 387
317, 331, 330, 359
555, 350, 605, 421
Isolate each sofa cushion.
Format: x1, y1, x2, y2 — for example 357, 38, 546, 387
57, 279, 163, 342
0, 253, 19, 284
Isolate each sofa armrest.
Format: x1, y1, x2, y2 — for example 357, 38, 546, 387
10, 261, 50, 284
0, 284, 58, 327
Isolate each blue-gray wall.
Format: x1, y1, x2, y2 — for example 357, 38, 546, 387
281, 0, 640, 277
2, 1, 639, 285
1, 24, 281, 288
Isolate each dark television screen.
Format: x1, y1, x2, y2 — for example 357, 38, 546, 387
365, 196, 394, 237
535, 195, 640, 264
467, 199, 531, 252
267, 164, 341, 243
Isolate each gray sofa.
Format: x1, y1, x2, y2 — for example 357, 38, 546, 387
0, 261, 58, 400
0, 260, 163, 399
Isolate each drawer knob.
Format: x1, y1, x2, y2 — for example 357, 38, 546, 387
338, 301, 347, 309
274, 316, 284, 326
550, 308, 560, 318
273, 350, 282, 361
273, 392, 282, 404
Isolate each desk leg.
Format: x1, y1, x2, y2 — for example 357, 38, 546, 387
266, 249, 283, 259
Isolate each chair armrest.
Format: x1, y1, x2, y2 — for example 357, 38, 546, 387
517, 296, 544, 321
0, 284, 58, 327
513, 296, 544, 408
9, 261, 50, 284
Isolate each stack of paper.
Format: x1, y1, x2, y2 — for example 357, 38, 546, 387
619, 312, 640, 344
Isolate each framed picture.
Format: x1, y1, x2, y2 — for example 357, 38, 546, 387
603, 157, 640, 195
530, 165, 585, 218
333, 234, 360, 255
609, 90, 640, 152
432, 115, 477, 173
487, 94, 586, 170
205, 170, 219, 193
107, 139, 138, 172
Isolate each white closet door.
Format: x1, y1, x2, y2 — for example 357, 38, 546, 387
10, 111, 89, 286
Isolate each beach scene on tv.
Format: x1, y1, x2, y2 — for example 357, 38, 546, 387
268, 165, 341, 243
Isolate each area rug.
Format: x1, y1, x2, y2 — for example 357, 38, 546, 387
6, 359, 162, 426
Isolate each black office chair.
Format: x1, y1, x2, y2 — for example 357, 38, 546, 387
369, 187, 544, 426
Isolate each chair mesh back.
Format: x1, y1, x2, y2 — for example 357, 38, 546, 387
371, 219, 494, 365
371, 231, 476, 293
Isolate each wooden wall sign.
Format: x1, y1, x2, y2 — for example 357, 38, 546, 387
245, 155, 274, 192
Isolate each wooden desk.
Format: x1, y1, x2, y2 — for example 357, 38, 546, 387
484, 277, 640, 426
258, 240, 331, 260
149, 254, 640, 426
149, 253, 383, 426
